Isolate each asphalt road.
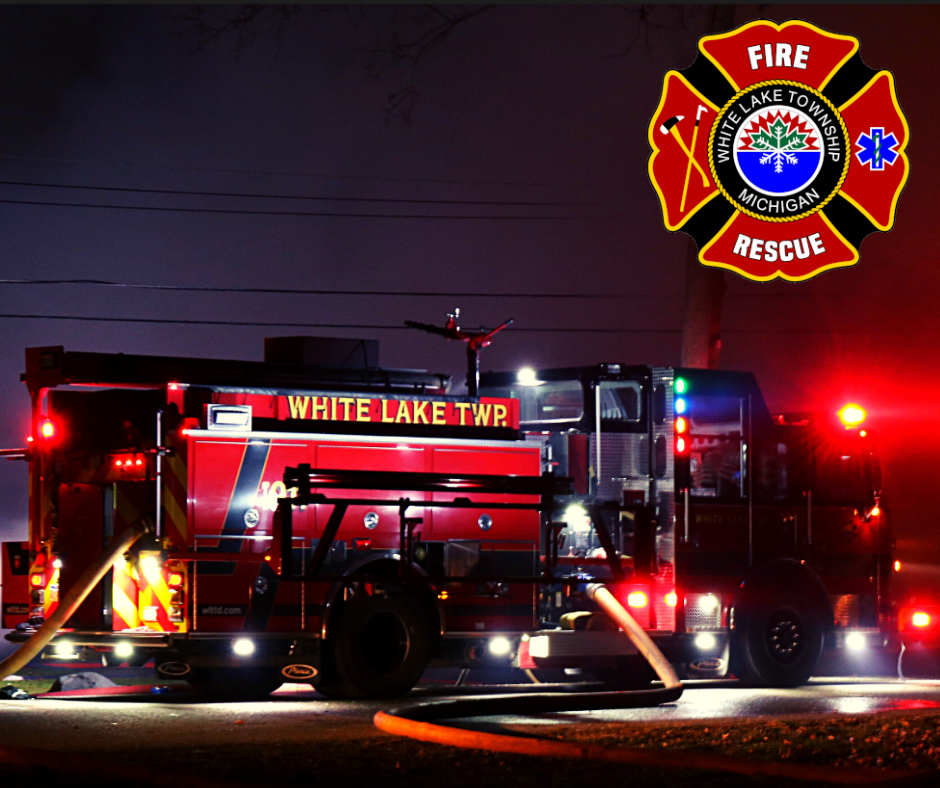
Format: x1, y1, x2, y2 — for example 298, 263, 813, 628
4, 638, 940, 788
3, 673, 940, 783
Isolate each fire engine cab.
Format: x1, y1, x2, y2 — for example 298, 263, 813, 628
1, 340, 892, 697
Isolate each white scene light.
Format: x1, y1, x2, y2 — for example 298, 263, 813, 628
233, 638, 255, 656
488, 636, 512, 657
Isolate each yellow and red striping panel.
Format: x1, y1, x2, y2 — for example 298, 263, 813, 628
162, 430, 189, 545
111, 556, 139, 630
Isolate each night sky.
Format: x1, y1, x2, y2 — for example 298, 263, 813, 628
0, 4, 936, 595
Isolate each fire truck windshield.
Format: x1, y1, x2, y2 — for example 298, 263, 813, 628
484, 380, 584, 426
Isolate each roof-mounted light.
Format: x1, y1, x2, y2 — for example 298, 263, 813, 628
516, 367, 543, 386
838, 403, 866, 428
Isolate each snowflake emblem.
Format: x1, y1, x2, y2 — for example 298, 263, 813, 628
855, 127, 900, 171
738, 112, 819, 174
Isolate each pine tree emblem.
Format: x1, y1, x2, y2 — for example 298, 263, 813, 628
748, 117, 811, 173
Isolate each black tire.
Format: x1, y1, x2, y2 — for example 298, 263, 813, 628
732, 592, 825, 688
187, 667, 284, 701
331, 594, 431, 699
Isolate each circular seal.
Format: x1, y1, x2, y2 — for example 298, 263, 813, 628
708, 81, 850, 222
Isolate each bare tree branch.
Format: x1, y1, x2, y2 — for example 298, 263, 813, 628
166, 5, 317, 60
361, 5, 496, 126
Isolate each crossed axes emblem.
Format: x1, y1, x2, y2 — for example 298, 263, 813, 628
659, 105, 709, 213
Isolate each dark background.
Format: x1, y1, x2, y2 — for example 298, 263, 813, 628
0, 4, 935, 596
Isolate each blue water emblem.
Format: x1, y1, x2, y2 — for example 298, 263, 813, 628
735, 150, 822, 196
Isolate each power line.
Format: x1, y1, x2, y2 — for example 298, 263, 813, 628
0, 277, 876, 300
0, 152, 592, 190
0, 312, 676, 332
0, 197, 609, 220
0, 179, 609, 208
0, 312, 879, 333
0, 278, 651, 299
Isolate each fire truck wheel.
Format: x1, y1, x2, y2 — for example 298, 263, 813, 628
733, 593, 825, 688
187, 667, 284, 701
331, 595, 431, 699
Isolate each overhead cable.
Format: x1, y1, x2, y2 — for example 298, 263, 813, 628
0, 197, 609, 220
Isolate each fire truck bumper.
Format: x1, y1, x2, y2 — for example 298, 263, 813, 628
515, 630, 639, 669
23, 631, 325, 682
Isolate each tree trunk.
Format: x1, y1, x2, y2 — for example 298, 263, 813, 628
680, 3, 736, 370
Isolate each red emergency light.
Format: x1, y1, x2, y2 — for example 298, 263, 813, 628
627, 591, 648, 608
39, 418, 56, 440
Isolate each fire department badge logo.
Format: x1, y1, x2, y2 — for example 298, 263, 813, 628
648, 20, 909, 281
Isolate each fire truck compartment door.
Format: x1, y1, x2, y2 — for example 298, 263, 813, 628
56, 484, 108, 629
430, 447, 539, 633
1, 542, 30, 628
314, 443, 427, 551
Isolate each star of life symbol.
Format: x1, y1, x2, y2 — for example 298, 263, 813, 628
855, 127, 900, 171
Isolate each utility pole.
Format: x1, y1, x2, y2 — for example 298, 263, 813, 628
680, 3, 736, 370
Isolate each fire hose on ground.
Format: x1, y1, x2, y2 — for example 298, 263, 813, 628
375, 584, 925, 785
0, 521, 151, 682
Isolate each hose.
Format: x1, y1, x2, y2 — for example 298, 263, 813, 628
0, 521, 150, 681
586, 583, 682, 689
375, 588, 927, 782
375, 582, 682, 726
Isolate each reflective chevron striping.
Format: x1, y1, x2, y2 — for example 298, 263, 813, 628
112, 561, 139, 630
162, 434, 189, 542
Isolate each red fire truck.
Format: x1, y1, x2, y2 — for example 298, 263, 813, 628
1, 341, 894, 697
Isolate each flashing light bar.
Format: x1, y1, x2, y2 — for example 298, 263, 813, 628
206, 404, 252, 431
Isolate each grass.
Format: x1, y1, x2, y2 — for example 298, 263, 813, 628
511, 713, 940, 772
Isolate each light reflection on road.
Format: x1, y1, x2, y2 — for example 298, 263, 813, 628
476, 678, 940, 725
